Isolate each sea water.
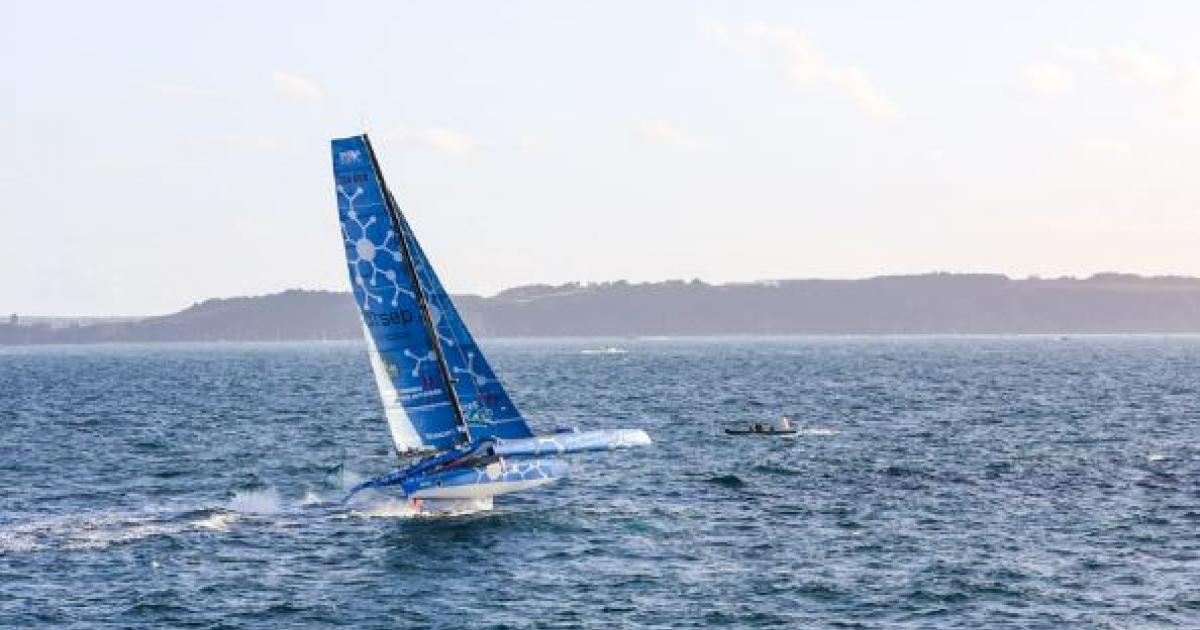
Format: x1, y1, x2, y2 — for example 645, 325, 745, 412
1, 337, 1198, 628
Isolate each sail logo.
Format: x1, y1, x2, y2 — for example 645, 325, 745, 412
363, 309, 415, 328
465, 405, 495, 426
338, 150, 362, 165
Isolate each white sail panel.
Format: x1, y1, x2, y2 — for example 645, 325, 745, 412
361, 323, 423, 453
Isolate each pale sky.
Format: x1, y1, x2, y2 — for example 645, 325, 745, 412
3, 1, 1199, 315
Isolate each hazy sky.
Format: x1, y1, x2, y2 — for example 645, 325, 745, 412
3, 1, 1199, 315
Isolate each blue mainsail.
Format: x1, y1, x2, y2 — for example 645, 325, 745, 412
331, 134, 532, 453
331, 136, 463, 452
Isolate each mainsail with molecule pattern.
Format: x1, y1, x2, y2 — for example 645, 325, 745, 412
330, 135, 533, 454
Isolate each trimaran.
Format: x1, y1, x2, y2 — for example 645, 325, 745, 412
332, 134, 651, 513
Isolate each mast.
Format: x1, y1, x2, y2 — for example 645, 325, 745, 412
360, 134, 472, 445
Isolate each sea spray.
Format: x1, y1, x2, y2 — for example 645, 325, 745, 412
228, 487, 282, 515
348, 498, 422, 519
192, 512, 238, 531
300, 489, 325, 506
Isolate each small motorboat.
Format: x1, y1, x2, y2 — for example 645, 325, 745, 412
725, 416, 798, 436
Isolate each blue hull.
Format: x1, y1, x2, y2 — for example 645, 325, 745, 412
342, 430, 649, 504
402, 457, 569, 499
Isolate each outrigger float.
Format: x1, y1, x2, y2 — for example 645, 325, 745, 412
331, 134, 651, 513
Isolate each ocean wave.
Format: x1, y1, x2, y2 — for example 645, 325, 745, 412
0, 508, 244, 554
705, 474, 747, 489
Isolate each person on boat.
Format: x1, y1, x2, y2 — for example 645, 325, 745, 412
776, 416, 793, 431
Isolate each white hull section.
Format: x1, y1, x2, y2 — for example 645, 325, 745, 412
408, 476, 558, 500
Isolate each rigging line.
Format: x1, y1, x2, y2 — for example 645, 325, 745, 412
360, 134, 472, 445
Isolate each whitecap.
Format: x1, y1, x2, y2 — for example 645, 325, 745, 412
1, 505, 248, 554
193, 512, 238, 531
0, 530, 40, 554
228, 487, 282, 514
67, 518, 187, 550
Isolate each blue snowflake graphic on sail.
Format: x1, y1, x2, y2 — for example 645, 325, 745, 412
338, 184, 413, 311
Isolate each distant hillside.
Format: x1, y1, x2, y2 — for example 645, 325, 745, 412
4, 274, 1200, 344
1, 291, 362, 344
466, 274, 1200, 336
